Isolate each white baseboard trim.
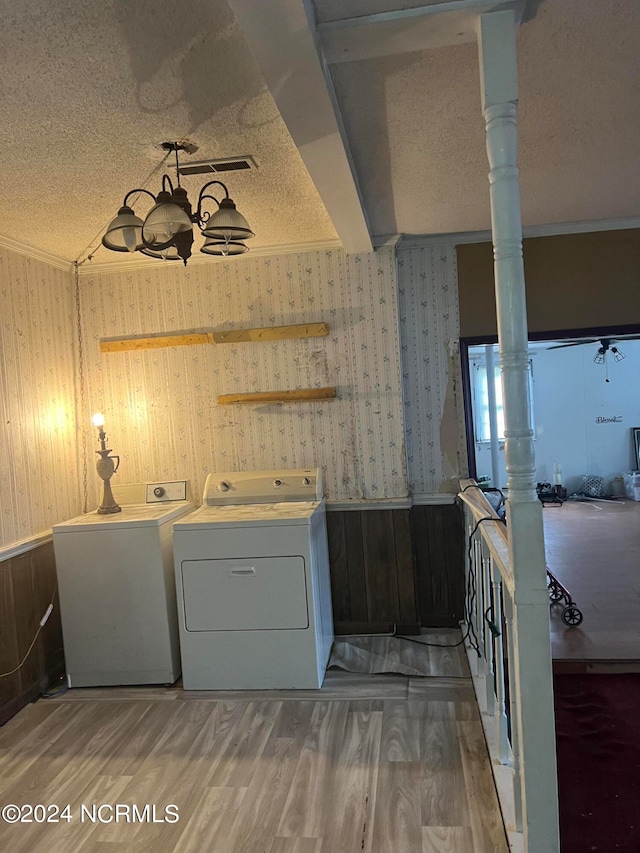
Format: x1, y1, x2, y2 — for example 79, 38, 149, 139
326, 494, 457, 510
0, 532, 53, 563
327, 498, 411, 511
411, 492, 457, 505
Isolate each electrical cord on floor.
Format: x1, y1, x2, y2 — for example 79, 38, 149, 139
0, 586, 57, 680
392, 515, 503, 651
394, 630, 468, 649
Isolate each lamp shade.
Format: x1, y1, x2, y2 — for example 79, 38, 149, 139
142, 193, 192, 249
200, 238, 248, 256
140, 245, 184, 261
201, 198, 254, 240
102, 205, 144, 253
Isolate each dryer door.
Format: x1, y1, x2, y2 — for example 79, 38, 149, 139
180, 556, 309, 631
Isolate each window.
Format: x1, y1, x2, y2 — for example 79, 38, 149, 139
471, 355, 534, 444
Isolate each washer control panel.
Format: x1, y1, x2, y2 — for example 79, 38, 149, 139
146, 480, 189, 503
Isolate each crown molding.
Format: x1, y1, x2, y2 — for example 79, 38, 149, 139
398, 216, 640, 250
77, 238, 346, 275
0, 234, 74, 272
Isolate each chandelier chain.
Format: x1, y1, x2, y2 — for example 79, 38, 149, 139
73, 147, 173, 266
74, 262, 89, 513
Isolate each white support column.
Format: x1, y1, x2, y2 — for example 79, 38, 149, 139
477, 10, 559, 852
484, 344, 502, 488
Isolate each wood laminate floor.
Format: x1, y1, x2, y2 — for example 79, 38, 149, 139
0, 634, 508, 853
543, 500, 640, 666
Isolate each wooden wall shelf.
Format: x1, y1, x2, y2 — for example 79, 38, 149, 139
218, 388, 336, 405
100, 333, 213, 353
100, 322, 329, 353
212, 323, 329, 344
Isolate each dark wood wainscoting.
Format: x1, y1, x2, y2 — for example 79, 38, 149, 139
0, 541, 65, 726
326, 508, 418, 635
326, 503, 466, 634
411, 502, 465, 627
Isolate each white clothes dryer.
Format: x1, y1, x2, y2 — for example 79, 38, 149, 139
172, 468, 334, 690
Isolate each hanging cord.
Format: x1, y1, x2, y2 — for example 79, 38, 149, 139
73, 146, 173, 266
0, 586, 58, 679
395, 514, 502, 652
74, 262, 89, 513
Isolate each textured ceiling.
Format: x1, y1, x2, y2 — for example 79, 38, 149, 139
0, 0, 637, 265
0, 0, 338, 264
327, 0, 640, 236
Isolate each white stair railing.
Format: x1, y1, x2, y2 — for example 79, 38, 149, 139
458, 479, 558, 852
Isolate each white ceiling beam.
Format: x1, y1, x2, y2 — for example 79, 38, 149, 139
227, 0, 373, 254
318, 0, 526, 63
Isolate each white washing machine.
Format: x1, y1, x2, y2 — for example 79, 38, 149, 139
52, 481, 194, 687
172, 468, 334, 690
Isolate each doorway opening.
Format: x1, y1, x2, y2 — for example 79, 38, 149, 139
460, 323, 640, 492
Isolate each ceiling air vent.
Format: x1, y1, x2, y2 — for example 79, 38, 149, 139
178, 155, 257, 177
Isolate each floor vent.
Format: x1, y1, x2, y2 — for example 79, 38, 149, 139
178, 156, 257, 177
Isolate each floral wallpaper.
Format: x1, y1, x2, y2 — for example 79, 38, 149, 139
0, 246, 80, 548
397, 243, 466, 497
0, 237, 468, 549
79, 247, 408, 504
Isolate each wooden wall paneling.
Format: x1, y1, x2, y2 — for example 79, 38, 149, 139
326, 512, 351, 623
0, 559, 20, 713
411, 504, 465, 627
392, 510, 418, 626
0, 543, 66, 726
361, 510, 400, 622
11, 552, 41, 696
426, 506, 450, 619
442, 502, 465, 623
33, 542, 65, 685
343, 512, 368, 623
327, 509, 421, 634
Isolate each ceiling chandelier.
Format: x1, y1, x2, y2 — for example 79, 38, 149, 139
101, 142, 254, 265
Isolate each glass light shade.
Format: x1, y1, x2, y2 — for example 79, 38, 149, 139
102, 206, 144, 253
142, 200, 192, 248
139, 245, 184, 261
201, 198, 254, 240
200, 238, 248, 256
92, 412, 105, 428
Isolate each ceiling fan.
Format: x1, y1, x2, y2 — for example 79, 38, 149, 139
547, 336, 640, 381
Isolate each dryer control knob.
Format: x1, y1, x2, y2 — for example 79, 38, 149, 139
302, 477, 311, 486
217, 481, 231, 492
153, 486, 166, 498
273, 479, 283, 487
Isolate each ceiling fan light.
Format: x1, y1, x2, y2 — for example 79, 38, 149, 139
612, 347, 626, 362
102, 205, 144, 253
200, 237, 248, 256
201, 197, 254, 240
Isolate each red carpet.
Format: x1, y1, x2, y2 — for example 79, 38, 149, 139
554, 674, 640, 853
